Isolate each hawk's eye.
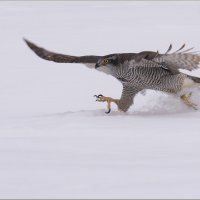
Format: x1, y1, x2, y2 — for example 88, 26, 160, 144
103, 58, 109, 64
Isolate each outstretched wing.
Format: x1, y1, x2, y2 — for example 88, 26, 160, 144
127, 44, 200, 74
155, 49, 200, 72
153, 44, 200, 73
24, 38, 102, 68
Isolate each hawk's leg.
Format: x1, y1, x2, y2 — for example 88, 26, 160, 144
94, 94, 119, 114
180, 92, 198, 110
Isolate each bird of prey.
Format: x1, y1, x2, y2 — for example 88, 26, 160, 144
24, 39, 200, 113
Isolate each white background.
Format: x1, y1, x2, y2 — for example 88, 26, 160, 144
1, 1, 200, 198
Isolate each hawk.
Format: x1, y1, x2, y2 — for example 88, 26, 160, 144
24, 39, 200, 113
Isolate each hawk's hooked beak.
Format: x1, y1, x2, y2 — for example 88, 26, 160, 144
95, 63, 100, 69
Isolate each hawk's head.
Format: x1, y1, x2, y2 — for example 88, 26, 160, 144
95, 54, 118, 75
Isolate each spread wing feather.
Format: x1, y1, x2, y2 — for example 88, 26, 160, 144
129, 44, 200, 73
153, 44, 200, 72
24, 39, 101, 66
24, 39, 200, 73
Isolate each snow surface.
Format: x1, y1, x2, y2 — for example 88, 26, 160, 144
1, 1, 200, 198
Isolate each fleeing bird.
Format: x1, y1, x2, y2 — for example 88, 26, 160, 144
24, 39, 200, 113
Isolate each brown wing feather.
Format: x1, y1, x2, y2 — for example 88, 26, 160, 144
155, 52, 200, 71
24, 38, 101, 64
134, 45, 200, 73
24, 39, 200, 73
153, 44, 200, 72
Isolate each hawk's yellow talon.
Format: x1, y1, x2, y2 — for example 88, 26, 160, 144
180, 93, 198, 110
94, 94, 118, 114
105, 108, 111, 114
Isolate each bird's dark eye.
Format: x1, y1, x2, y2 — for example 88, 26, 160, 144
103, 58, 109, 64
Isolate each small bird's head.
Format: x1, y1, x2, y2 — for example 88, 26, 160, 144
95, 54, 118, 75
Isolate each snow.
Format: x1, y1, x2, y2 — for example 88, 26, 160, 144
1, 1, 200, 198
